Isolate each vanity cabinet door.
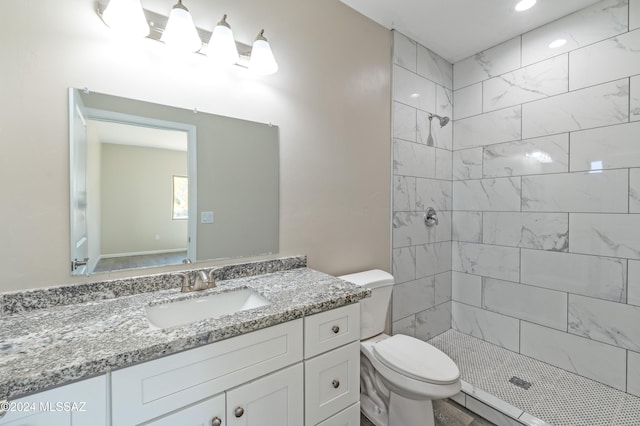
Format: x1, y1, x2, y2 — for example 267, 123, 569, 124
304, 342, 360, 425
0, 376, 106, 426
145, 393, 224, 426
226, 363, 303, 426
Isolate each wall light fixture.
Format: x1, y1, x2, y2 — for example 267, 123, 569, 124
203, 15, 240, 65
101, 0, 150, 38
249, 30, 279, 76
97, 0, 279, 75
160, 0, 202, 52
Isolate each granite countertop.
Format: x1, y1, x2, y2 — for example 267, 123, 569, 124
0, 267, 369, 400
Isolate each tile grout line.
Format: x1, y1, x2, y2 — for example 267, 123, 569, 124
626, 349, 629, 393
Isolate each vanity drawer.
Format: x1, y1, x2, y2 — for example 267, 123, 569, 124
316, 403, 361, 426
111, 319, 303, 425
304, 341, 360, 425
304, 304, 360, 358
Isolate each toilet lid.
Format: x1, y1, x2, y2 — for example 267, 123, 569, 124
373, 335, 460, 385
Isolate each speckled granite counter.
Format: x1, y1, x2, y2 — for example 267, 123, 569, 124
0, 265, 369, 400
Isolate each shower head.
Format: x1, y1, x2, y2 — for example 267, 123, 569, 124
429, 113, 450, 128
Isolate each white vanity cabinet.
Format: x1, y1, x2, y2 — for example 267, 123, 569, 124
112, 304, 361, 426
1, 302, 363, 426
111, 319, 303, 425
0, 376, 107, 426
303, 304, 361, 426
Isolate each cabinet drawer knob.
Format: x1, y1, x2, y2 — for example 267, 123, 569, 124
211, 416, 222, 426
331, 325, 340, 334
332, 379, 340, 389
234, 407, 245, 418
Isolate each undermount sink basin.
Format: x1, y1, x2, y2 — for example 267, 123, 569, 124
145, 288, 270, 329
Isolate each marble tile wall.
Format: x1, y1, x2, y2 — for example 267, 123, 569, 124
391, 31, 454, 341
450, 0, 640, 397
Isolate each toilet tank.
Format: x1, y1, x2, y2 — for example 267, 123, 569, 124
339, 270, 394, 340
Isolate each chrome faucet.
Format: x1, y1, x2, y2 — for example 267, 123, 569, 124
193, 270, 213, 291
172, 267, 217, 293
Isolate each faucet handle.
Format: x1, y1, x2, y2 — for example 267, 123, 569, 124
171, 272, 192, 292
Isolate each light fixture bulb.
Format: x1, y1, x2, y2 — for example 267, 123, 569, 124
204, 15, 240, 65
102, 0, 150, 38
160, 0, 202, 52
249, 30, 278, 76
515, 0, 536, 12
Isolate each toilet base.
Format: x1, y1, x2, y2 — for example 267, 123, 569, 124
361, 391, 436, 426
389, 391, 435, 426
361, 393, 387, 426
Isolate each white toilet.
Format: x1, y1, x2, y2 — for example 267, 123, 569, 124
339, 270, 460, 426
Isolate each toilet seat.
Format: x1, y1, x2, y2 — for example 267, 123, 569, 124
373, 335, 459, 385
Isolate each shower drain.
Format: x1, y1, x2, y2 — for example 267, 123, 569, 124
509, 376, 532, 390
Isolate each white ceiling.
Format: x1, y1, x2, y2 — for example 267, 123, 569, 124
90, 120, 188, 152
339, 0, 601, 63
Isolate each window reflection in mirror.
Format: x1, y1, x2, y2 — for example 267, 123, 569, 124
69, 89, 279, 276
172, 176, 189, 221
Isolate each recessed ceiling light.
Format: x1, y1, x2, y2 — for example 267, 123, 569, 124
548, 38, 567, 48
515, 0, 536, 12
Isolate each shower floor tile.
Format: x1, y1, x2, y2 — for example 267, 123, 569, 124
429, 330, 640, 426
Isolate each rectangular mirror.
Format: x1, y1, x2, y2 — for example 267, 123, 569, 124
69, 89, 279, 275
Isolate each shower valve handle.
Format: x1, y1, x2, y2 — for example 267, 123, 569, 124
424, 207, 439, 227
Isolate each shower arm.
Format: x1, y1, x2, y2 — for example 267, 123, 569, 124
428, 113, 450, 128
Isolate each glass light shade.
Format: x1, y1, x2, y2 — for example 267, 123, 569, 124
249, 36, 278, 76
102, 0, 149, 38
161, 2, 202, 53
205, 22, 239, 65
